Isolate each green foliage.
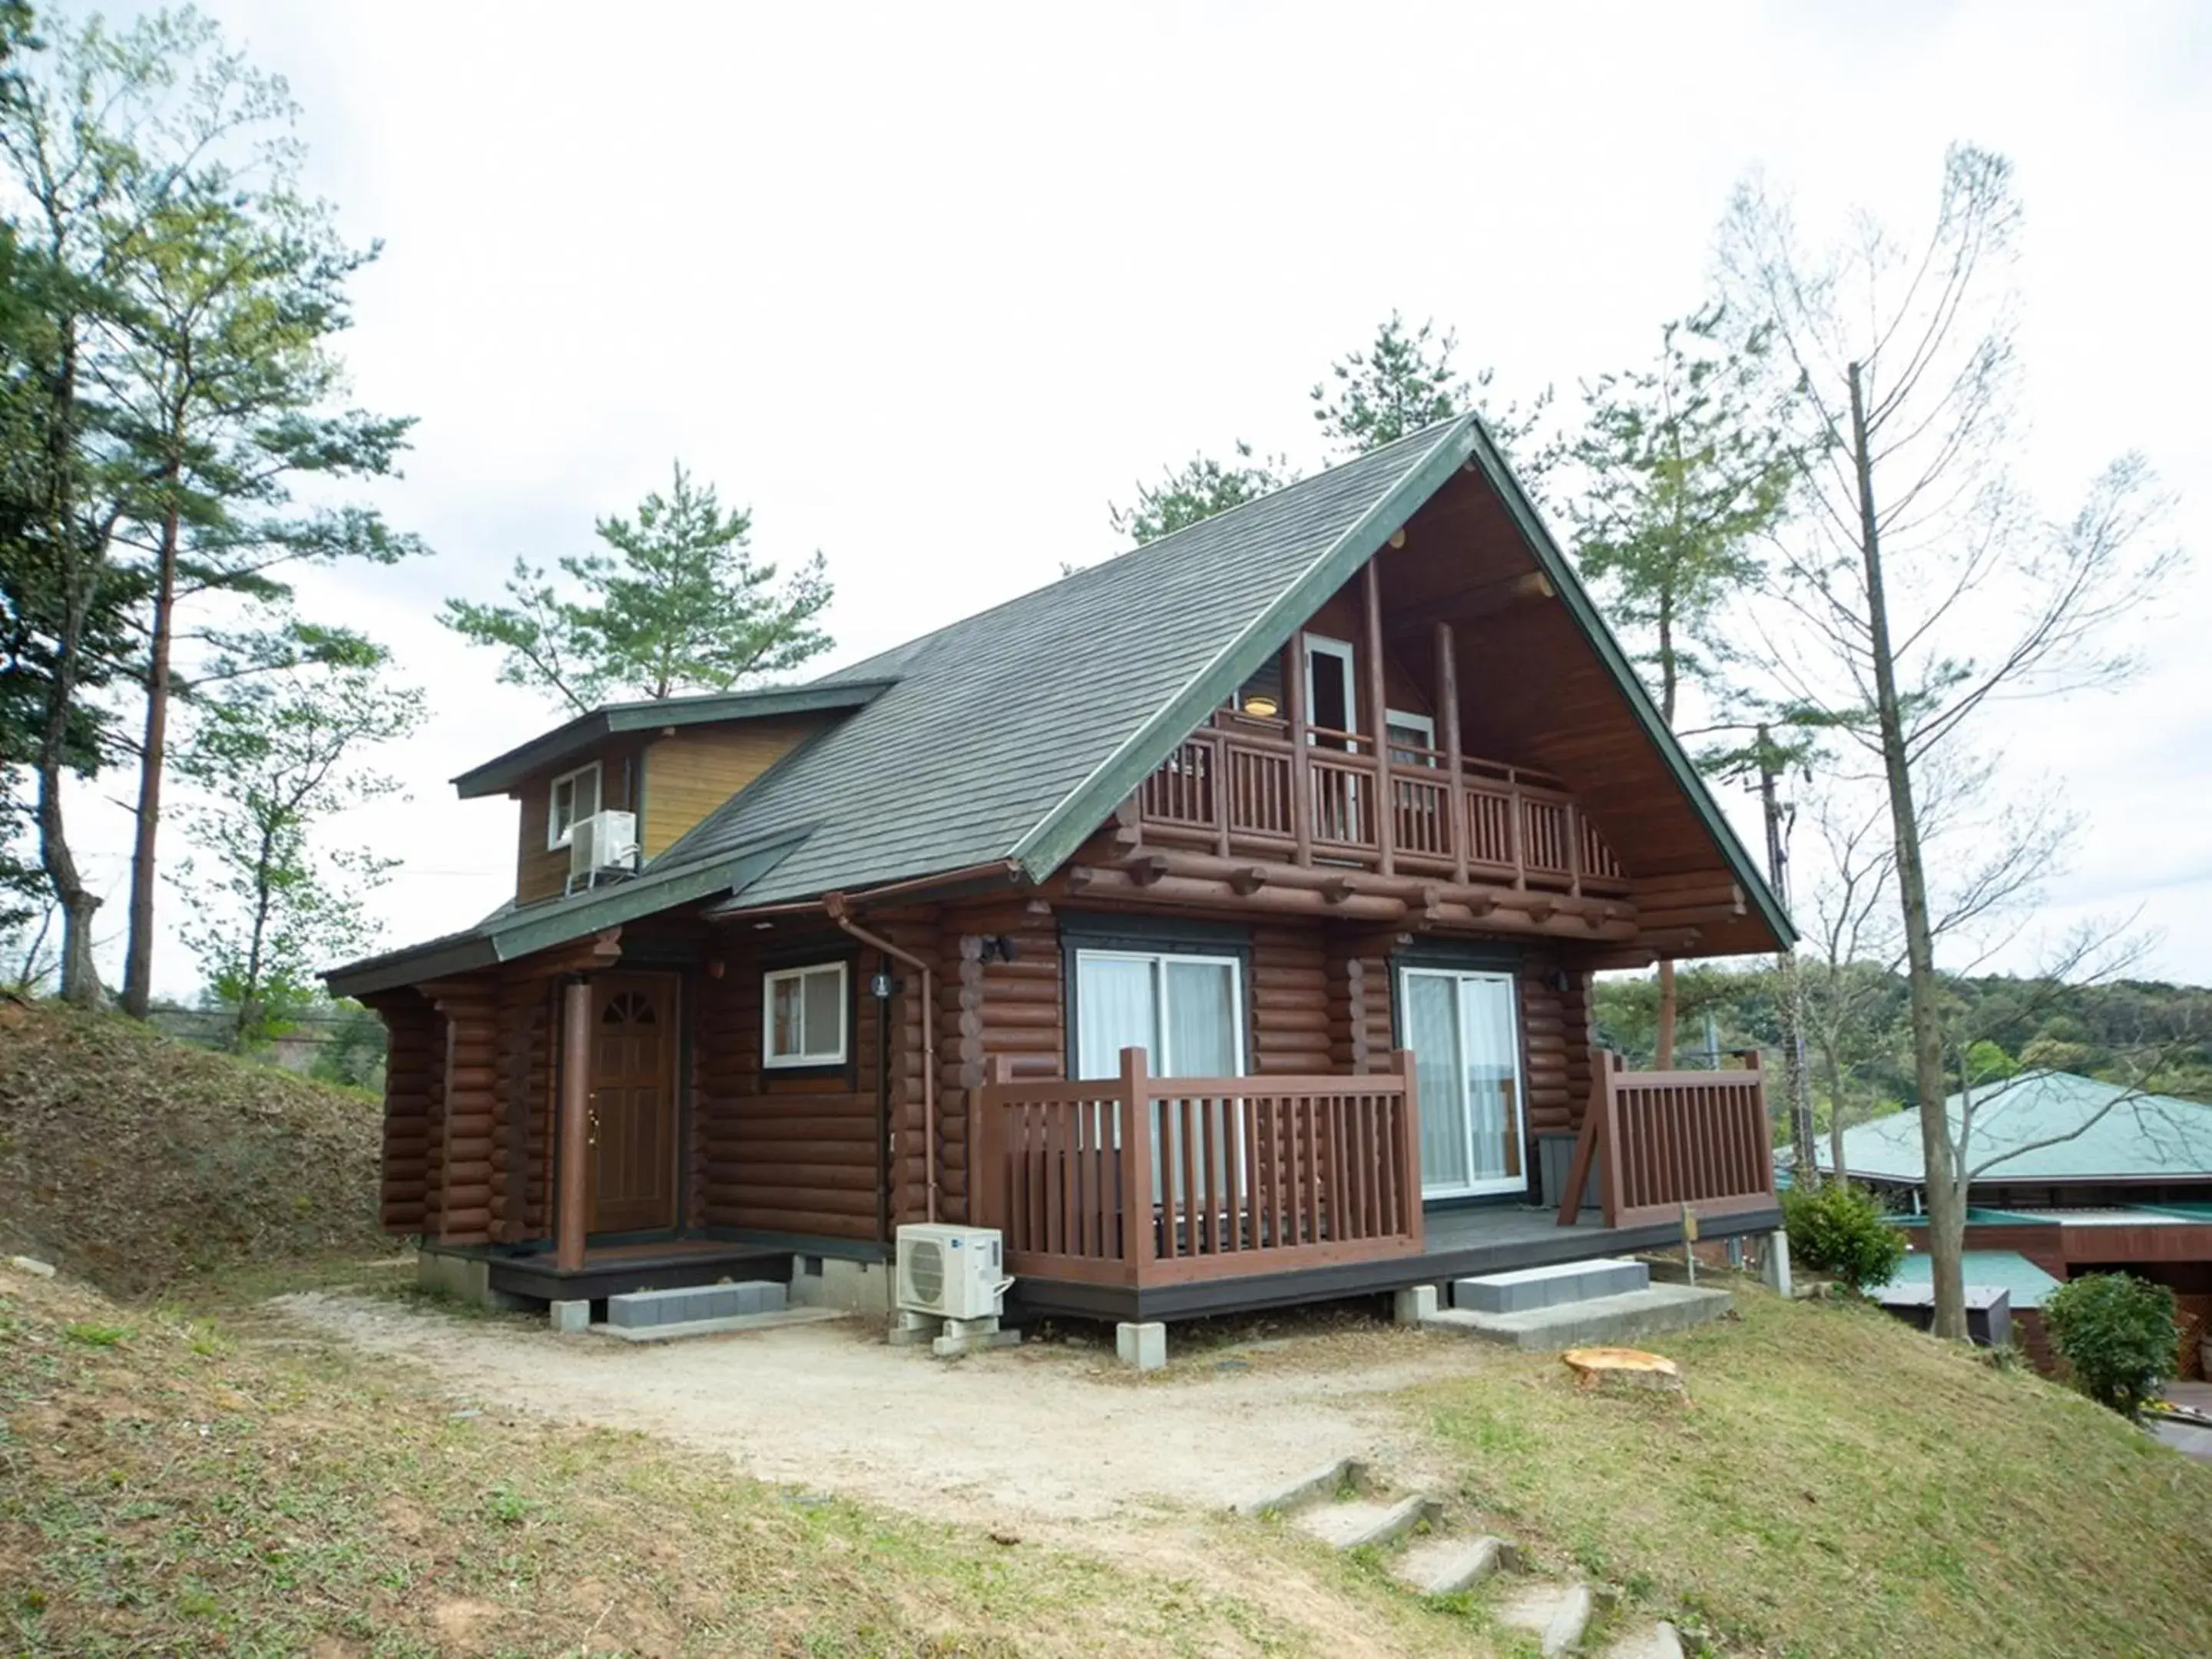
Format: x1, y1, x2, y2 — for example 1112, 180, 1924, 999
1309, 310, 1551, 474
1560, 305, 1797, 724
1964, 1039, 2017, 1084
442, 462, 831, 714
1108, 440, 1291, 548
171, 658, 422, 1051
1780, 1181, 1906, 1293
2043, 1273, 2179, 1419
306, 997, 386, 1092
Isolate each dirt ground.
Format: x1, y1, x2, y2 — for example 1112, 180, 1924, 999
273, 1293, 1472, 1537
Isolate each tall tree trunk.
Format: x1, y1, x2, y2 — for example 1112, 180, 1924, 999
1653, 608, 1679, 1069
1777, 947, 1816, 1181
122, 478, 182, 1018
35, 326, 101, 1006
1849, 362, 1965, 1339
1823, 1039, 1848, 1185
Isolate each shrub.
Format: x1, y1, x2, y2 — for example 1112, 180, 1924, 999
1780, 1181, 1906, 1293
2043, 1273, 2179, 1419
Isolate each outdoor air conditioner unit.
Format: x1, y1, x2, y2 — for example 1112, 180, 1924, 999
568, 809, 638, 886
896, 1224, 1011, 1320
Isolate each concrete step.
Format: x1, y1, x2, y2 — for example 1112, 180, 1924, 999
1231, 1457, 1367, 1518
606, 1279, 786, 1331
1498, 1581, 1594, 1657
1390, 1533, 1518, 1596
1452, 1257, 1648, 1314
1294, 1493, 1440, 1551
1602, 1622, 1685, 1659
1422, 1283, 1732, 1351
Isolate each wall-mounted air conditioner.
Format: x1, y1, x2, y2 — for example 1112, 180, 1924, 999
568, 810, 638, 887
896, 1224, 1010, 1320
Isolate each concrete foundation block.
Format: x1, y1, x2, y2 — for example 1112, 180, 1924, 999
1393, 1284, 1439, 1326
550, 1299, 591, 1333
1761, 1228, 1793, 1297
789, 1255, 892, 1316
1116, 1320, 1167, 1372
929, 1313, 1020, 1358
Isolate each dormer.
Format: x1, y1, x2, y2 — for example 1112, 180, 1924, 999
451, 681, 892, 906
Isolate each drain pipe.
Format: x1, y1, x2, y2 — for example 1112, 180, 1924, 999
824, 892, 939, 1224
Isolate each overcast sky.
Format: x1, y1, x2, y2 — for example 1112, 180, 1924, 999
58, 1, 2210, 998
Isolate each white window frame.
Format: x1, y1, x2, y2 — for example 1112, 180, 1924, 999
1073, 948, 1247, 1079
546, 760, 603, 850
1301, 633, 1357, 742
1386, 708, 1436, 766
763, 961, 849, 1068
1399, 965, 1528, 1198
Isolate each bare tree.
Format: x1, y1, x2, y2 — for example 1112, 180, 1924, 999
1799, 781, 1902, 1181
1718, 146, 2182, 1339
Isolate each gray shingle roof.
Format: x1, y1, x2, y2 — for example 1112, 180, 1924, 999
658, 419, 1478, 905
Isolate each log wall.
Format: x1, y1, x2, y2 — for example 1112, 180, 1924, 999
694, 940, 886, 1240
375, 993, 439, 1234
930, 899, 1063, 1228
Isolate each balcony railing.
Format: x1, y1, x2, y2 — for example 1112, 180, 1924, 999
969, 1047, 1425, 1289
1555, 1051, 1778, 1229
1136, 720, 1628, 895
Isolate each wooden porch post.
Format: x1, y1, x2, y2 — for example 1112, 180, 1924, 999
1285, 639, 1313, 867
1435, 619, 1467, 886
1392, 1047, 1424, 1247
1363, 557, 1394, 876
557, 977, 592, 1272
1118, 1046, 1154, 1290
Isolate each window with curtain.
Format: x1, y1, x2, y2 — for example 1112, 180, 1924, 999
1074, 949, 1243, 1078
1073, 949, 1247, 1211
763, 961, 847, 1067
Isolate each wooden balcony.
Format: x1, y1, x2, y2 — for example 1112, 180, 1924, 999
1136, 719, 1628, 897
1558, 1051, 1778, 1229
969, 1047, 1425, 1291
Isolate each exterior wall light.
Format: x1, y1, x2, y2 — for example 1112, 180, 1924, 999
1242, 695, 1280, 717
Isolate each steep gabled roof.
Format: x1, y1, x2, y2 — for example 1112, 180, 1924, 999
1820, 1070, 2212, 1184
329, 413, 1791, 994
451, 680, 895, 799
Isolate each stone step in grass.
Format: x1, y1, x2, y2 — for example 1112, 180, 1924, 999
1452, 1257, 1649, 1314
1390, 1533, 1519, 1596
1293, 1493, 1440, 1551
1497, 1581, 1594, 1658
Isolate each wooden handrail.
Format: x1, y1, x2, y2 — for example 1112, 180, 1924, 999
974, 1048, 1425, 1288
1556, 1049, 1777, 1229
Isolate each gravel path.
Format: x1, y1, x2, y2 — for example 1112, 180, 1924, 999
272, 1292, 1463, 1531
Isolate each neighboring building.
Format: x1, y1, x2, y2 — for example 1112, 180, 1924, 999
1828, 1071, 2212, 1374
326, 415, 1793, 1328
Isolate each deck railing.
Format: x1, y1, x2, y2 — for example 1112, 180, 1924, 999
1137, 723, 1628, 895
970, 1046, 1426, 1289
1555, 1051, 1777, 1229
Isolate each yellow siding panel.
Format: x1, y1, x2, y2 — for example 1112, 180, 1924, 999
641, 718, 822, 857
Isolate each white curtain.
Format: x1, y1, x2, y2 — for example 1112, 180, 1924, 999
1405, 972, 1469, 1194
1076, 955, 1157, 1078
1462, 977, 1518, 1183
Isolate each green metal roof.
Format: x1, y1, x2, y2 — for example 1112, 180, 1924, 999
1879, 1249, 2064, 1310
323, 829, 809, 998
1820, 1071, 2212, 1185
450, 680, 895, 799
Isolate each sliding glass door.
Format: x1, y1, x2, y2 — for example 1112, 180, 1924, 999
1400, 966, 1526, 1198
1074, 949, 1244, 1207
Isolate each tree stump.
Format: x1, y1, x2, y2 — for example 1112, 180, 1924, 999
1562, 1346, 1685, 1399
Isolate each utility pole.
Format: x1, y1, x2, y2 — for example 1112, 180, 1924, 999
1757, 724, 1820, 1184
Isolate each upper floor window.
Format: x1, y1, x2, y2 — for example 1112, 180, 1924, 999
765, 961, 848, 1068
1387, 709, 1437, 767
548, 761, 602, 849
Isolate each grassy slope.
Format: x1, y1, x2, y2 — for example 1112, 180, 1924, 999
1404, 1290, 2212, 1657
0, 1001, 383, 1294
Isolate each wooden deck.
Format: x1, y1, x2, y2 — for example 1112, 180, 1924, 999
1008, 1197, 1783, 1323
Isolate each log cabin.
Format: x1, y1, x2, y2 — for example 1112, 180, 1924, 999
326, 414, 1793, 1330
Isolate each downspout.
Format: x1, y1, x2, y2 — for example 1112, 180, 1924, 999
825, 892, 939, 1224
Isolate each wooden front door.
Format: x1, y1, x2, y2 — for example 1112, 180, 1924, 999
588, 974, 677, 1234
